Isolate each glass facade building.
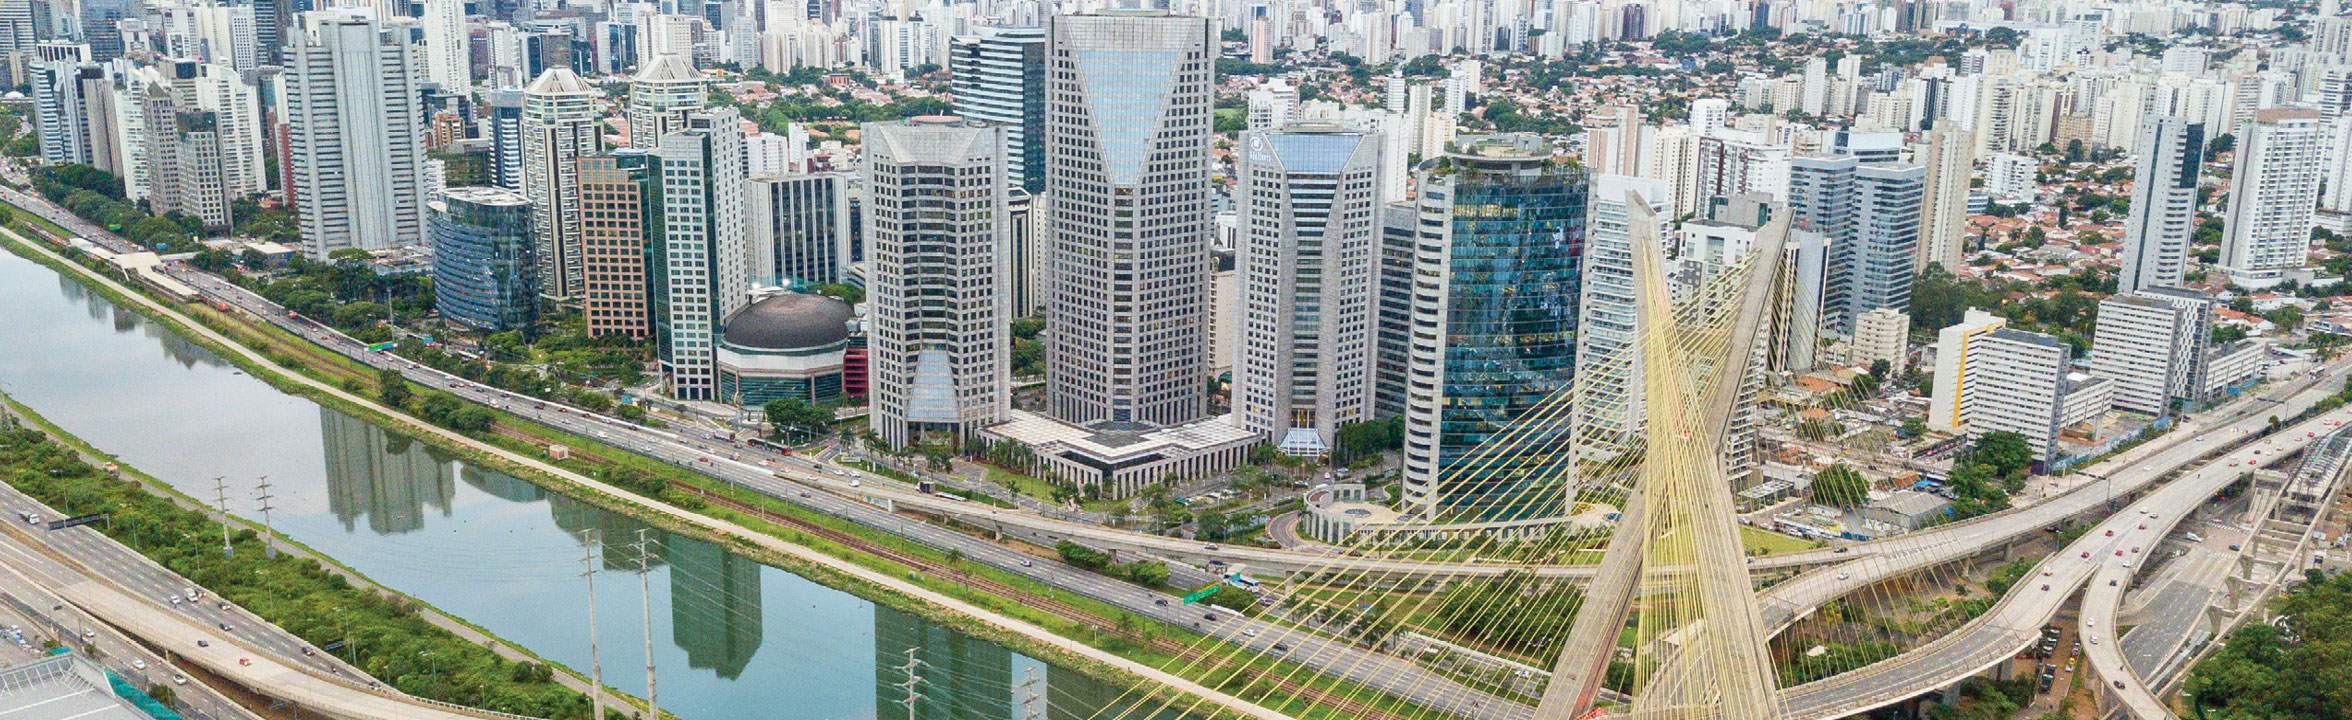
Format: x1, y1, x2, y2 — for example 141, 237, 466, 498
1400, 136, 1590, 521
430, 186, 537, 332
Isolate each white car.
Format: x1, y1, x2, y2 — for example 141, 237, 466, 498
131, 659, 146, 670
171, 674, 187, 685
1836, 572, 1851, 580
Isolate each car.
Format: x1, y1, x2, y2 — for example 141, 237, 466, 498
82, 630, 93, 639
2230, 544, 2243, 551
168, 596, 180, 604
302, 647, 315, 656
2042, 570, 2054, 577
849, 480, 861, 487
1836, 572, 1851, 580
1205, 544, 1221, 551
2041, 584, 2051, 591
1204, 613, 1219, 621
1273, 643, 1291, 653
171, 675, 187, 685
2149, 513, 2159, 520
2104, 530, 2115, 537
2116, 550, 2125, 556
238, 657, 252, 666
2109, 579, 2118, 586
2081, 551, 2091, 558
196, 640, 209, 648
799, 491, 809, 498
2114, 680, 2126, 689
1834, 547, 1850, 554
2132, 546, 2141, 554
131, 659, 146, 670
1243, 628, 1257, 637
1019, 559, 1033, 567
1155, 599, 1169, 606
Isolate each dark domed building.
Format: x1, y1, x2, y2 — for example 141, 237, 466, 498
715, 292, 855, 407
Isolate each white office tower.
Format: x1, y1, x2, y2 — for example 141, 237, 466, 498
1233, 124, 1383, 457
178, 63, 263, 198
1926, 308, 2005, 433
2117, 116, 2204, 295
655, 107, 750, 402
1570, 174, 1673, 462
421, 0, 467, 91
283, 11, 429, 260
627, 54, 706, 149
1041, 10, 1214, 428
864, 118, 1012, 449
1915, 127, 1974, 272
521, 68, 604, 300
747, 171, 852, 285
2091, 288, 2213, 416
643, 13, 705, 62
2220, 109, 2325, 288
30, 61, 106, 166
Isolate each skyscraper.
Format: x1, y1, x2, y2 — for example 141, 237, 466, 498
1570, 174, 1673, 463
1233, 124, 1383, 457
1042, 10, 1214, 428
1915, 127, 1974, 272
2091, 288, 2212, 416
30, 61, 106, 166
863, 118, 1013, 449
79, 0, 133, 61
581, 151, 658, 339
654, 107, 750, 401
627, 54, 707, 149
283, 11, 430, 259
521, 67, 604, 299
2221, 109, 2324, 288
1846, 163, 1925, 328
484, 89, 525, 192
948, 25, 1045, 193
746, 171, 852, 285
430, 186, 538, 332
1399, 134, 1588, 520
2117, 116, 2204, 295
421, 0, 468, 91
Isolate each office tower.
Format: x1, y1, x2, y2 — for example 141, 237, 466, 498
30, 61, 105, 166
864, 118, 1013, 449
484, 89, 524, 192
2221, 109, 2325, 288
1041, 10, 1214, 428
1570, 174, 1674, 463
1846, 163, 1924, 330
627, 53, 706, 149
80, 0, 133, 61
1372, 202, 1416, 418
581, 151, 658, 339
521, 67, 603, 300
283, 11, 430, 260
1006, 189, 1041, 317
654, 107, 749, 401
187, 62, 264, 198
1915, 127, 1973, 272
1233, 124, 1383, 456
746, 171, 851, 285
430, 186, 538, 332
1926, 308, 2006, 433
422, 0, 467, 91
948, 25, 1044, 193
2117, 117, 2204, 295
152, 111, 232, 229
1788, 155, 1856, 332
1399, 135, 1588, 520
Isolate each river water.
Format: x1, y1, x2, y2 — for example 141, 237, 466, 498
0, 249, 1173, 720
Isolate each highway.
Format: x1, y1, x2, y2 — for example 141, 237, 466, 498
8, 171, 2346, 719
0, 565, 260, 720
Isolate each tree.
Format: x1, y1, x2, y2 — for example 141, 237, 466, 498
1972, 431, 2034, 478
1898, 417, 1927, 439
2268, 305, 2306, 331
764, 397, 832, 440
376, 368, 410, 407
1811, 464, 1870, 507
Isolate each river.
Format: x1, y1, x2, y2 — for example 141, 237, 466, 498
0, 248, 1177, 720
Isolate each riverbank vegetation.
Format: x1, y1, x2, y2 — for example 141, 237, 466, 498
0, 424, 592, 719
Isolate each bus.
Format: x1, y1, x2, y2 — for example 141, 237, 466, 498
747, 437, 793, 455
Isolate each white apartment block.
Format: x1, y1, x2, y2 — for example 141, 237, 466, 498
1851, 307, 1909, 374
2221, 109, 2324, 288
1927, 308, 2006, 434
2090, 289, 2212, 416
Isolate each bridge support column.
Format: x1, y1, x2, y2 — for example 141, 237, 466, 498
2205, 603, 2233, 635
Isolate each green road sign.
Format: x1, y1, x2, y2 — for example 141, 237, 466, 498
1181, 584, 1222, 605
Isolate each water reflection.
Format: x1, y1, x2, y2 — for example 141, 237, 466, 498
0, 248, 1184, 720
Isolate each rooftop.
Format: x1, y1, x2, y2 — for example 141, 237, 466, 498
0, 653, 168, 720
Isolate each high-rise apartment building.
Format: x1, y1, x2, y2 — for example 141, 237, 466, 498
654, 107, 750, 401
2117, 116, 2204, 295
863, 118, 1013, 449
421, 0, 468, 91
31, 61, 108, 166
430, 186, 538, 332
1570, 174, 1674, 463
521, 67, 604, 300
948, 25, 1045, 193
746, 171, 852, 286
1233, 124, 1384, 457
1915, 127, 1973, 272
1041, 10, 1214, 428
80, 0, 134, 61
581, 150, 659, 339
283, 11, 429, 259
1846, 163, 1924, 329
484, 89, 525, 192
1399, 135, 1588, 521
2221, 109, 2324, 288
2090, 287, 2213, 415
1927, 308, 2006, 433
627, 54, 707, 149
